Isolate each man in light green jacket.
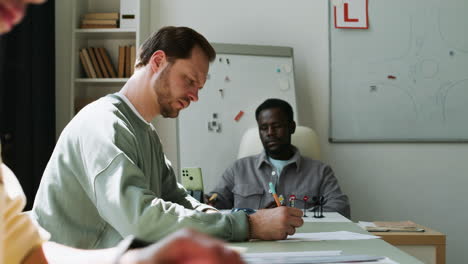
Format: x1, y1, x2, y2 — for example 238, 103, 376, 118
32, 26, 303, 249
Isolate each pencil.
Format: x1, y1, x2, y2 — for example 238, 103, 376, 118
268, 182, 281, 207
208, 193, 218, 202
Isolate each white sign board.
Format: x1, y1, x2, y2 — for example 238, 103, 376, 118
333, 0, 368, 29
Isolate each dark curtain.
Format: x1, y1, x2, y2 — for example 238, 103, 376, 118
0, 1, 55, 210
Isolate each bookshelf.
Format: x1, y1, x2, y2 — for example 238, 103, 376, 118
69, 0, 150, 117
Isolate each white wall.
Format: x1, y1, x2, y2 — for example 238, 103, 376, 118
150, 1, 467, 263
55, 0, 467, 262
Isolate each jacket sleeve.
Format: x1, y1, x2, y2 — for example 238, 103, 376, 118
93, 153, 248, 242
207, 165, 237, 209
319, 165, 351, 218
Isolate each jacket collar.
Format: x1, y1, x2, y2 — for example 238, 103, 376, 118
256, 145, 302, 172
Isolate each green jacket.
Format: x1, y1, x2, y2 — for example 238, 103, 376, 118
32, 93, 248, 249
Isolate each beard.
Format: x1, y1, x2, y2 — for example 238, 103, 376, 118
265, 143, 289, 158
154, 64, 187, 118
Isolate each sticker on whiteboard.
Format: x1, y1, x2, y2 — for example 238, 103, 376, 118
334, 0, 368, 29
278, 78, 290, 91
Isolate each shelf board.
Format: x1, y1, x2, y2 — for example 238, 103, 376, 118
74, 28, 136, 39
75, 78, 129, 83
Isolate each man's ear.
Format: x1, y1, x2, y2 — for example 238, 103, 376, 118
290, 121, 296, 134
149, 50, 167, 73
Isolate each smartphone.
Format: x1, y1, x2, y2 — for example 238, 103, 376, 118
181, 167, 204, 191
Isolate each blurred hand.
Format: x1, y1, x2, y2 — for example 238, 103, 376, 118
0, 0, 47, 34
249, 206, 303, 240
119, 229, 244, 264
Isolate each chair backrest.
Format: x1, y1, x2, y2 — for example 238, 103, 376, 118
237, 126, 322, 160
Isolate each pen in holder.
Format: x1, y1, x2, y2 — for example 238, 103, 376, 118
302, 196, 309, 217
312, 195, 325, 218
289, 194, 296, 208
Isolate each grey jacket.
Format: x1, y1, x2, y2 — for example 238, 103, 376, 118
209, 147, 351, 218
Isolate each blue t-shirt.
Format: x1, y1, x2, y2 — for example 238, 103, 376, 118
268, 156, 293, 186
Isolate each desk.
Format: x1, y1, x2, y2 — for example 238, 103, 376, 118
231, 222, 423, 263
372, 225, 446, 264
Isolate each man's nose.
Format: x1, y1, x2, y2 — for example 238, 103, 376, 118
267, 126, 275, 136
188, 88, 199, 102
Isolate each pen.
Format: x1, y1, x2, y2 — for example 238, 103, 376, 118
268, 182, 281, 207
208, 193, 218, 202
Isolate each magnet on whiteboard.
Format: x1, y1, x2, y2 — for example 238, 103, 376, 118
234, 111, 244, 122
225, 76, 230, 82
278, 78, 290, 91
283, 64, 292, 73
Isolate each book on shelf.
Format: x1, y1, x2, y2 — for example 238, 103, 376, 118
118, 46, 125, 78
130, 45, 136, 75
118, 45, 136, 78
125, 45, 131, 77
79, 50, 92, 78
79, 47, 119, 79
87, 47, 103, 78
94, 47, 109, 78
98, 47, 117, 78
80, 49, 97, 78
83, 12, 119, 20
80, 45, 135, 79
80, 24, 118, 29
80, 12, 119, 29
366, 221, 425, 232
82, 19, 118, 25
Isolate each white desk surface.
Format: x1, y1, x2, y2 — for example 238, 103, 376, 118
219, 210, 351, 223
230, 221, 424, 264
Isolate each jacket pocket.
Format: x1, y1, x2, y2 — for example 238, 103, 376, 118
232, 184, 264, 209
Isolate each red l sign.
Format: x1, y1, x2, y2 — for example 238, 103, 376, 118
344, 3, 359, 22
334, 0, 368, 29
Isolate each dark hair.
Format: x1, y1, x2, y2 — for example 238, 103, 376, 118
255, 98, 294, 122
136, 26, 216, 68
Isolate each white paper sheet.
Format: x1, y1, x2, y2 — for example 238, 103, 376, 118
244, 251, 342, 258
278, 231, 380, 242
358, 221, 377, 229
243, 252, 389, 264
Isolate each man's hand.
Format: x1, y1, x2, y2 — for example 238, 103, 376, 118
248, 206, 304, 240
120, 229, 244, 264
203, 193, 218, 207
263, 201, 277, 209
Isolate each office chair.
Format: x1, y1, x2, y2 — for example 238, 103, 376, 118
237, 126, 322, 160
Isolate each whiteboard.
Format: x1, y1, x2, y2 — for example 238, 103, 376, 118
178, 44, 297, 192
330, 0, 468, 142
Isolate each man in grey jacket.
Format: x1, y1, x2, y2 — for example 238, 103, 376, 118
208, 98, 351, 218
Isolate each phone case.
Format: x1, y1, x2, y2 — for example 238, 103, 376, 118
181, 167, 204, 191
